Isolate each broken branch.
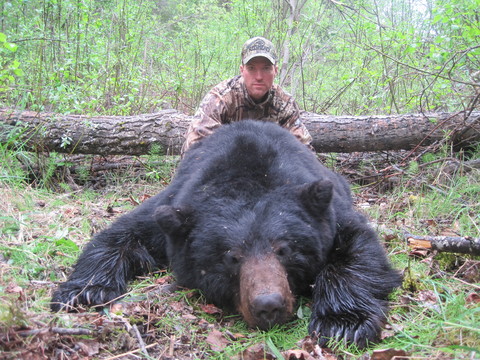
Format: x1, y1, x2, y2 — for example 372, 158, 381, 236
405, 232, 480, 256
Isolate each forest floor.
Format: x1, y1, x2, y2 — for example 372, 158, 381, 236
0, 152, 479, 360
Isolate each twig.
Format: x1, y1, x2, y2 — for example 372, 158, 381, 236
11, 326, 93, 338
364, 43, 480, 87
453, 277, 480, 290
132, 324, 149, 357
169, 334, 175, 357
405, 232, 480, 256
115, 315, 149, 358
103, 343, 157, 360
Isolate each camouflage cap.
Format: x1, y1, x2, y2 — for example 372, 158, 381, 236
241, 37, 278, 65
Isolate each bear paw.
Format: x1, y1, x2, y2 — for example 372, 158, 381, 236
51, 282, 123, 312
308, 314, 382, 349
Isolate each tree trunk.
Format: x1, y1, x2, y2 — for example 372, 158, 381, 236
304, 111, 480, 153
0, 109, 192, 156
279, 0, 308, 88
1, 108, 479, 156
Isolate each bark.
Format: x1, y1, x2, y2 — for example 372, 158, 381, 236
0, 109, 191, 156
303, 111, 480, 153
12, 327, 94, 338
1, 108, 479, 156
406, 232, 480, 256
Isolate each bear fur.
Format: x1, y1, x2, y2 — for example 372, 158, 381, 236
51, 120, 402, 348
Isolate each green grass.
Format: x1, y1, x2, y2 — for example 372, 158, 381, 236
361, 170, 480, 239
382, 278, 479, 358
352, 152, 480, 359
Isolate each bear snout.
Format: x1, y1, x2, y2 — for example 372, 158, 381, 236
251, 293, 287, 330
238, 254, 294, 330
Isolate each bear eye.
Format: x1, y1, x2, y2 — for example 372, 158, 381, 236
274, 244, 292, 258
224, 251, 241, 267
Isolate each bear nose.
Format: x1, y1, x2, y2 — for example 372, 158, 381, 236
252, 293, 286, 329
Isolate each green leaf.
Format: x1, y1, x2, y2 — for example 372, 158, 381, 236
4, 42, 18, 52
55, 238, 79, 252
266, 337, 283, 359
404, 45, 416, 54
297, 305, 304, 319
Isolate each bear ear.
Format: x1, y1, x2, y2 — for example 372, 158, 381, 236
154, 205, 195, 238
298, 180, 333, 216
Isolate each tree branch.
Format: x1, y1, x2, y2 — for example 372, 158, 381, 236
363, 44, 480, 87
406, 232, 480, 256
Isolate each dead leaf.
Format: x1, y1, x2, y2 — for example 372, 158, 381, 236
91, 315, 106, 327
200, 303, 222, 314
110, 303, 124, 314
170, 301, 185, 312
76, 339, 100, 356
63, 207, 80, 217
155, 275, 174, 284
383, 234, 398, 242
295, 336, 338, 359
380, 328, 396, 340
139, 194, 152, 203
5, 283, 23, 294
241, 343, 276, 360
371, 348, 409, 360
206, 329, 230, 352
228, 332, 246, 340
439, 225, 460, 237
416, 290, 437, 304
182, 313, 197, 321
105, 205, 122, 214
455, 260, 480, 283
197, 318, 212, 331
466, 292, 480, 304
320, 348, 339, 360
297, 335, 316, 353
409, 248, 429, 257
284, 349, 316, 360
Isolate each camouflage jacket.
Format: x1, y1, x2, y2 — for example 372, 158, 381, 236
181, 75, 312, 155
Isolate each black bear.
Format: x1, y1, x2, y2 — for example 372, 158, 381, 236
51, 120, 402, 348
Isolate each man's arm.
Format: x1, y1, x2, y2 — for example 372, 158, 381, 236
287, 118, 313, 147
277, 95, 313, 147
181, 92, 225, 156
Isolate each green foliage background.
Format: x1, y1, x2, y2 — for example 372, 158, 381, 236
1, 0, 479, 116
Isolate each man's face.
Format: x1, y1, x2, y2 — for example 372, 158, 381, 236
240, 57, 278, 102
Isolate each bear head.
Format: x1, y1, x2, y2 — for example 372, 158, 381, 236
154, 179, 337, 330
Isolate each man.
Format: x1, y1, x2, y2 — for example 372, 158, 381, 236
181, 36, 313, 155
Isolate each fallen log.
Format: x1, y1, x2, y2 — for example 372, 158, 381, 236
1, 108, 479, 156
406, 232, 480, 256
0, 109, 191, 156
